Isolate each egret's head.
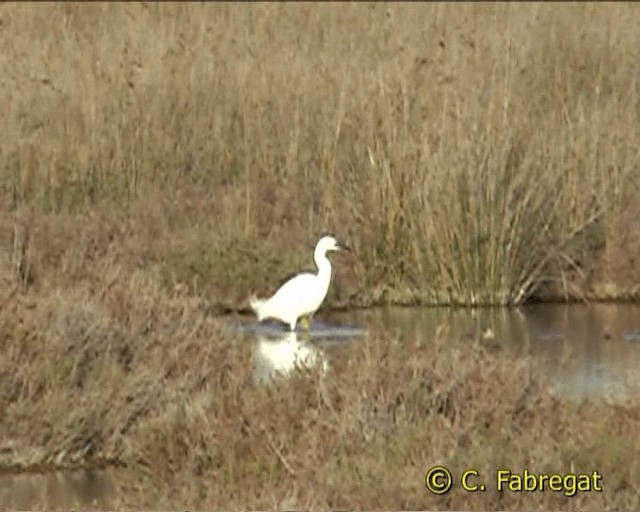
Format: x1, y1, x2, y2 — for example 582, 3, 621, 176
316, 235, 345, 254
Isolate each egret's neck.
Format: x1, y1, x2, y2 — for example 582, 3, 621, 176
314, 247, 332, 283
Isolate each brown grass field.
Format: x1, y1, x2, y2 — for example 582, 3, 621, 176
1, 2, 640, 509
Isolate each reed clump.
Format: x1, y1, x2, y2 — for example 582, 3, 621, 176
1, 3, 639, 306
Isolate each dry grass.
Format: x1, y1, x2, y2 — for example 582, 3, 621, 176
2, 3, 640, 509
1, 3, 639, 305
1, 278, 640, 509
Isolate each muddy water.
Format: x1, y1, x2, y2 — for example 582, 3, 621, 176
254, 303, 640, 400
325, 303, 640, 401
4, 303, 640, 508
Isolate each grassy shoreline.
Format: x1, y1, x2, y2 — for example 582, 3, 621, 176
1, 296, 639, 508
2, 284, 640, 509
1, 199, 639, 316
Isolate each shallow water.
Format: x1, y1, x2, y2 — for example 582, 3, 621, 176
4, 303, 640, 508
246, 303, 640, 400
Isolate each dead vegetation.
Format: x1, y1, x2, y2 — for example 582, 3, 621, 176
1, 282, 639, 509
1, 3, 639, 306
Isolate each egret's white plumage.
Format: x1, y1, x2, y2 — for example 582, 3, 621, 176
250, 235, 344, 331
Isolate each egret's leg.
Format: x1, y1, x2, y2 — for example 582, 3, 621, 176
301, 315, 310, 331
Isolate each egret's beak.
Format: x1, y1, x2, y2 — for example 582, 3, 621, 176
338, 242, 351, 252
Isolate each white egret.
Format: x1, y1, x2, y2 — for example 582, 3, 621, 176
250, 235, 345, 331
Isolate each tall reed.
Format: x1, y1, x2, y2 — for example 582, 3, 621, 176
1, 3, 638, 304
